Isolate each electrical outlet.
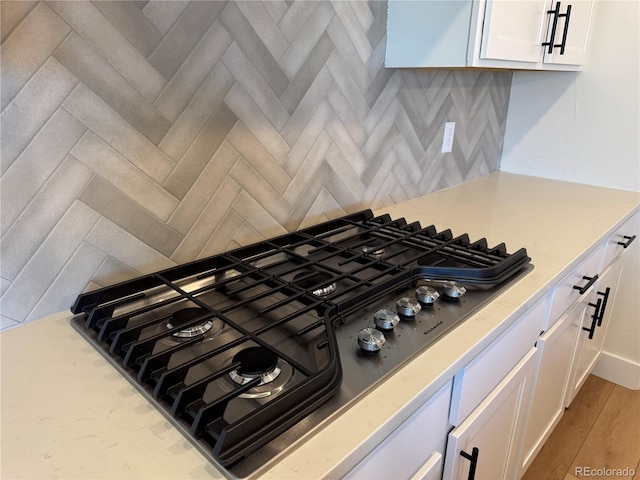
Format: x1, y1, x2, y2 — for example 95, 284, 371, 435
442, 122, 455, 153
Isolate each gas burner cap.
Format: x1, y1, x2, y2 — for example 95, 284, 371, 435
442, 281, 467, 300
396, 297, 422, 317
415, 286, 440, 306
361, 238, 386, 256
229, 347, 282, 386
167, 308, 214, 338
292, 270, 337, 297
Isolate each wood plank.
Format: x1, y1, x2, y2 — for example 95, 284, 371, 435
571, 384, 640, 479
523, 375, 615, 480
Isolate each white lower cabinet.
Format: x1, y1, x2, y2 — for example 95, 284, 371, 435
443, 348, 537, 480
344, 379, 452, 480
518, 297, 583, 475
565, 258, 624, 406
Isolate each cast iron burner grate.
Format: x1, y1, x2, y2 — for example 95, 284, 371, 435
69, 209, 531, 473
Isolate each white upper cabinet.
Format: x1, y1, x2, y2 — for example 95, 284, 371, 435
386, 0, 596, 70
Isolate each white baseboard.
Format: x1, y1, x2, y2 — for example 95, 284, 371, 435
592, 351, 640, 390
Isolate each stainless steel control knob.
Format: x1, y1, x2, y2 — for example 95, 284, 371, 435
442, 281, 467, 299
396, 297, 422, 317
415, 286, 440, 306
373, 309, 400, 332
357, 328, 386, 354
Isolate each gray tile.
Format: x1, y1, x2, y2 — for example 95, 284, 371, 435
361, 123, 399, 186
1, 314, 21, 331
281, 65, 333, 148
231, 191, 288, 238
326, 51, 368, 123
154, 20, 232, 123
0, 57, 78, 174
63, 84, 174, 184
284, 162, 332, 231
0, 157, 93, 281
280, 32, 334, 115
224, 83, 290, 163
1, 108, 86, 234
323, 143, 365, 198
199, 210, 244, 259
79, 177, 183, 258
263, 0, 289, 24
232, 221, 264, 248
326, 15, 369, 92
363, 70, 403, 135
278, 1, 318, 43
171, 177, 242, 263
158, 63, 235, 162
53, 33, 170, 145
222, 42, 290, 132
0, 200, 100, 322
219, 1, 289, 97
91, 1, 163, 57
330, 1, 372, 63
226, 121, 290, 195
279, 2, 334, 79
168, 141, 239, 236
365, 0, 387, 47
85, 216, 176, 274
1, 3, 71, 110
361, 98, 401, 163
91, 257, 139, 288
350, 0, 374, 29
236, 1, 288, 60
364, 62, 395, 108
325, 116, 366, 176
163, 102, 237, 200
229, 157, 290, 224
48, 1, 166, 103
282, 129, 332, 204
325, 171, 360, 210
283, 99, 332, 176
0, 1, 38, 43
397, 89, 429, 151
148, 1, 225, 80
1, 276, 11, 296
326, 85, 367, 149
25, 242, 106, 322
141, 0, 188, 35
71, 131, 179, 222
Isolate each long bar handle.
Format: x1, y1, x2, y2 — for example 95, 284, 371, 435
573, 274, 598, 295
460, 447, 479, 480
542, 2, 562, 54
618, 235, 637, 248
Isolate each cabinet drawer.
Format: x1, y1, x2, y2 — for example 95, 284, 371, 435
344, 380, 452, 480
449, 297, 545, 426
547, 243, 604, 328
602, 213, 639, 269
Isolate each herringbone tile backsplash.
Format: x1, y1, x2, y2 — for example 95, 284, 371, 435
0, 0, 512, 329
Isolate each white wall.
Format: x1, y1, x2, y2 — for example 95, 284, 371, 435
501, 0, 640, 192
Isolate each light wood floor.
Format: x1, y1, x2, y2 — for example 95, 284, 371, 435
522, 375, 640, 480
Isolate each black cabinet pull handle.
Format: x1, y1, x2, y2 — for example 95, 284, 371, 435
596, 287, 611, 327
558, 4, 572, 54
542, 2, 562, 54
460, 447, 479, 480
618, 235, 636, 248
583, 298, 602, 340
573, 274, 598, 295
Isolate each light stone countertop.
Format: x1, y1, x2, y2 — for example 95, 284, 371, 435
2, 173, 639, 479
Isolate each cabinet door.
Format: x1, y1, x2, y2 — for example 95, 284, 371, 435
543, 0, 595, 65
344, 380, 451, 480
518, 300, 582, 475
443, 348, 537, 480
480, 0, 551, 62
566, 259, 623, 406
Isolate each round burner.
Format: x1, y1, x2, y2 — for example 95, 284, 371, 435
292, 270, 337, 297
361, 238, 385, 256
229, 346, 282, 386
166, 308, 214, 338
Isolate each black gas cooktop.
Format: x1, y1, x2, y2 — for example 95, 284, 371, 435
70, 209, 531, 477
